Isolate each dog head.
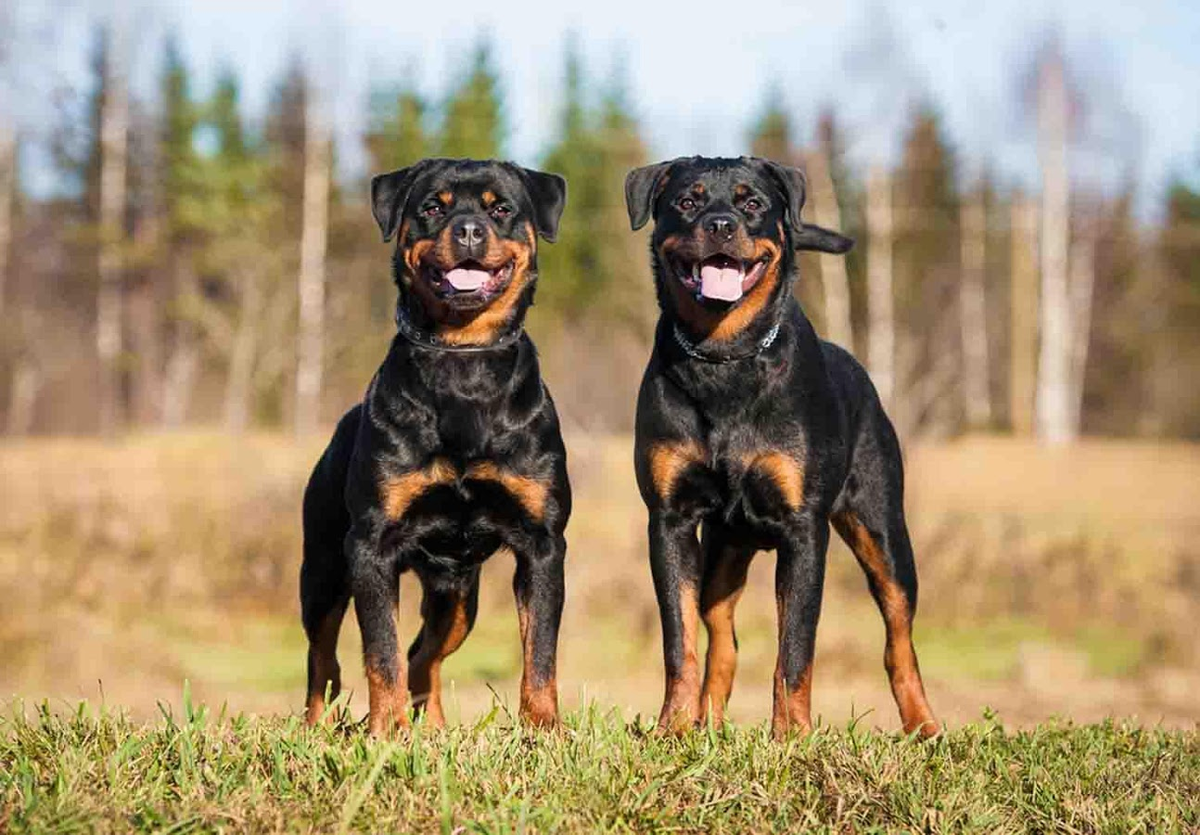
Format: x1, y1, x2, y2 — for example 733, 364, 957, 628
624, 156, 851, 342
372, 158, 566, 345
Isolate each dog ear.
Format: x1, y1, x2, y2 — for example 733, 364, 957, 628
371, 161, 430, 243
760, 158, 854, 255
793, 223, 854, 254
624, 160, 677, 231
517, 167, 568, 243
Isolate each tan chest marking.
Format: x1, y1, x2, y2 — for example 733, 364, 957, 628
741, 450, 804, 511
380, 458, 458, 520
380, 458, 549, 523
647, 440, 707, 501
466, 461, 550, 522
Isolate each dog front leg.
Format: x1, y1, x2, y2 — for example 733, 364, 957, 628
649, 510, 703, 733
348, 525, 407, 736
772, 515, 829, 739
513, 532, 566, 728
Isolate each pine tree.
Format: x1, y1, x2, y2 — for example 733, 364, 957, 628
749, 89, 792, 164
159, 37, 203, 427
538, 41, 603, 316
439, 40, 503, 159
893, 106, 960, 436
366, 85, 429, 172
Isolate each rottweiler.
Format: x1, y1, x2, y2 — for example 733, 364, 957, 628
625, 156, 939, 739
300, 158, 569, 735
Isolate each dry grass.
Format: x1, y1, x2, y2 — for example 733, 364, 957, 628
1, 432, 1198, 732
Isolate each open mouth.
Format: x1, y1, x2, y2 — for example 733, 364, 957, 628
672, 254, 767, 304
421, 259, 514, 301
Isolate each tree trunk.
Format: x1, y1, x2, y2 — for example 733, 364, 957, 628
224, 271, 263, 433
0, 123, 13, 321
959, 180, 991, 429
1009, 195, 1039, 436
1067, 210, 1096, 432
1034, 52, 1073, 445
805, 147, 853, 350
96, 20, 129, 436
161, 257, 198, 428
866, 165, 895, 411
294, 106, 329, 435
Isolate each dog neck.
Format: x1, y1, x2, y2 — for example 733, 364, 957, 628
393, 301, 525, 353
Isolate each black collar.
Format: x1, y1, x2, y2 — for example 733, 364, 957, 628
671, 320, 782, 363
394, 304, 524, 354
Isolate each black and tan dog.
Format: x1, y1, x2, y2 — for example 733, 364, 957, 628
625, 156, 939, 739
301, 158, 569, 735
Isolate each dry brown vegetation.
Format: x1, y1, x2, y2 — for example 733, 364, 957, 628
1, 433, 1197, 731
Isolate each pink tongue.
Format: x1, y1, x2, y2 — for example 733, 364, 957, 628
699, 264, 744, 301
445, 268, 490, 291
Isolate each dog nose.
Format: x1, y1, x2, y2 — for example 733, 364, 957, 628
453, 219, 486, 248
705, 214, 737, 242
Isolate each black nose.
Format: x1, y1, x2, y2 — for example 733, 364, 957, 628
453, 218, 486, 248
705, 214, 737, 242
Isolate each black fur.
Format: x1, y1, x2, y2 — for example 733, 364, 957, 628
301, 158, 570, 733
625, 155, 938, 738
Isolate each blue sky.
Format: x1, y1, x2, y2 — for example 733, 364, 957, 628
12, 0, 1200, 217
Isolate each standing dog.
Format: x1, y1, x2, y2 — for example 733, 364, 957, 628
625, 156, 939, 739
301, 159, 569, 734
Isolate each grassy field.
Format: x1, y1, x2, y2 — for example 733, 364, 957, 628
0, 433, 1198, 831
2, 699, 1198, 833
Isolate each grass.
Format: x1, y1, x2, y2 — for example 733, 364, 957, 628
1, 696, 1197, 834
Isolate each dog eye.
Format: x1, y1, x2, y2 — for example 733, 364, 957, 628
679, 197, 696, 211
744, 198, 762, 212
422, 204, 443, 218
489, 204, 512, 219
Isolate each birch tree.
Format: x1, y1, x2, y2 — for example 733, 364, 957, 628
1034, 46, 1073, 445
294, 93, 330, 435
959, 174, 991, 428
1009, 193, 1039, 436
866, 165, 894, 410
96, 16, 129, 435
805, 141, 853, 350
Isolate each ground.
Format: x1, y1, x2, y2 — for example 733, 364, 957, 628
0, 433, 1198, 831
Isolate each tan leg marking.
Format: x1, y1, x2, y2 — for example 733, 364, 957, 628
516, 596, 558, 728
700, 552, 752, 725
305, 597, 348, 726
832, 511, 939, 738
409, 596, 472, 728
658, 582, 701, 734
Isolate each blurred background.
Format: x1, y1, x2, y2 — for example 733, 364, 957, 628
0, 0, 1197, 730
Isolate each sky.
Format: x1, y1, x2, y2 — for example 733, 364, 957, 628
9, 0, 1200, 218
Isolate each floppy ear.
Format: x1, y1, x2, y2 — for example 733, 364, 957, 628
370, 162, 426, 243
760, 158, 854, 255
624, 160, 676, 231
518, 167, 568, 242
793, 224, 854, 254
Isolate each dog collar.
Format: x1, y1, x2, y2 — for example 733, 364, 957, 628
671, 321, 781, 363
394, 305, 524, 353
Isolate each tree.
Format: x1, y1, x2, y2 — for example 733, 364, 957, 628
295, 73, 331, 436
806, 110, 854, 351
959, 171, 992, 429
366, 84, 429, 173
1034, 43, 1074, 445
439, 41, 503, 159
96, 17, 130, 435
893, 106, 960, 437
159, 37, 203, 427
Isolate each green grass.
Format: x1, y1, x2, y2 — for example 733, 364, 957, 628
2, 695, 1197, 834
